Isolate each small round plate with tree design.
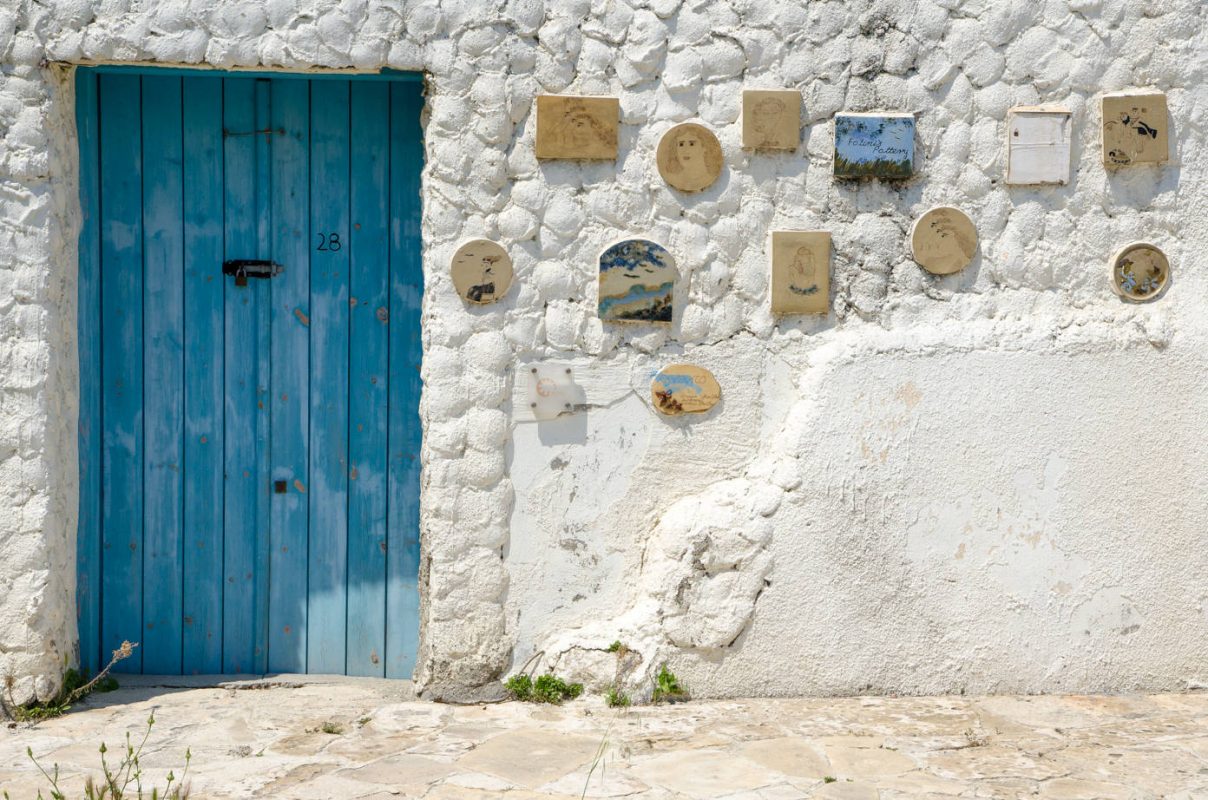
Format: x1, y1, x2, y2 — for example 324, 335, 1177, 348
1110, 242, 1168, 301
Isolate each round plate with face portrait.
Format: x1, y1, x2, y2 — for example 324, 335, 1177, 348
910, 206, 978, 275
450, 239, 513, 304
1110, 242, 1168, 301
657, 123, 723, 193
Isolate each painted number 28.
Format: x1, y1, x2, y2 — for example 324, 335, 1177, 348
316, 232, 342, 251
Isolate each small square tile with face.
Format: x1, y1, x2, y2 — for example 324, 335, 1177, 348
535, 95, 620, 160
743, 90, 801, 150
770, 231, 831, 315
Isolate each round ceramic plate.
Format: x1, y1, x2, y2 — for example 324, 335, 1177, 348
651, 364, 721, 416
910, 206, 978, 275
450, 239, 513, 304
657, 123, 723, 193
1110, 242, 1168, 301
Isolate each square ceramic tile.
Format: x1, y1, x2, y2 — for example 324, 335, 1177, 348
1102, 91, 1168, 167
742, 90, 801, 150
1006, 107, 1071, 185
535, 95, 619, 160
770, 231, 830, 315
833, 113, 915, 179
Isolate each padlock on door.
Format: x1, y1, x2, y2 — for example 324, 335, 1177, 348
223, 259, 284, 287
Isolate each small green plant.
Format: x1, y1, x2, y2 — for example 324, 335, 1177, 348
604, 687, 630, 708
505, 673, 533, 701
319, 721, 343, 735
533, 673, 583, 704
505, 672, 582, 704
5, 642, 134, 724
823, 776, 837, 783
605, 640, 624, 653
9, 710, 191, 800
651, 664, 689, 704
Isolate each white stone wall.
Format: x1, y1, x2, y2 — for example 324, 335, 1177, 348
1, 0, 1206, 702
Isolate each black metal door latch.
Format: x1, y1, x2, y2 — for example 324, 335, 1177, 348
223, 259, 284, 287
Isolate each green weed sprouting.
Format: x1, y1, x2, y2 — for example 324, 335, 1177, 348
651, 663, 689, 704
505, 672, 583, 704
16, 710, 191, 800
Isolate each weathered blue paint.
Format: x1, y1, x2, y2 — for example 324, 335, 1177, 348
267, 79, 311, 674
181, 76, 226, 674
98, 73, 145, 675
346, 81, 392, 677
221, 77, 263, 674
140, 75, 186, 675
77, 69, 424, 677
307, 80, 353, 675
74, 69, 101, 677
386, 81, 425, 679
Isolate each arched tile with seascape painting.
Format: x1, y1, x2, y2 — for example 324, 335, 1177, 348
598, 239, 676, 325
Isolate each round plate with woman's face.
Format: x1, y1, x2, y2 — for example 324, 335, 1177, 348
657, 123, 723, 193
910, 206, 978, 275
450, 239, 513, 304
1110, 242, 1168, 301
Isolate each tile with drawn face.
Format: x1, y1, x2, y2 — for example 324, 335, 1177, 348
770, 231, 831, 315
743, 90, 801, 151
834, 113, 915, 180
535, 95, 619, 160
1110, 242, 1168, 301
657, 123, 723, 192
911, 207, 977, 275
1006, 107, 1071, 185
450, 239, 513, 304
1102, 92, 1168, 168
598, 239, 675, 324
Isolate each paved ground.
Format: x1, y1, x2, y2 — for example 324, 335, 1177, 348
1, 676, 1206, 799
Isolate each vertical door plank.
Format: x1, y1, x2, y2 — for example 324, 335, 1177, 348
98, 73, 145, 673
268, 79, 311, 673
76, 69, 102, 677
182, 76, 225, 674
346, 82, 391, 677
307, 80, 352, 674
140, 76, 186, 674
385, 81, 425, 679
251, 79, 273, 675
222, 78, 261, 673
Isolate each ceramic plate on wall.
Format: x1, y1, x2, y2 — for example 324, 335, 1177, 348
910, 206, 977, 275
657, 123, 723, 192
651, 364, 721, 416
598, 239, 676, 324
450, 239, 513, 304
1109, 242, 1168, 301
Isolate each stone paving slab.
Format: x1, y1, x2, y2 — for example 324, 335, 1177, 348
1, 678, 1206, 798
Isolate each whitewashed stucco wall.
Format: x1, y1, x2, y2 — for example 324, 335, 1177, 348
1, 0, 1206, 703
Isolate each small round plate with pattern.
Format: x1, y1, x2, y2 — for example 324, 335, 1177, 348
1110, 242, 1168, 302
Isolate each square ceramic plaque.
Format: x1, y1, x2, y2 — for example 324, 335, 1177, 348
770, 231, 831, 315
1102, 91, 1168, 167
535, 95, 619, 160
1006, 107, 1071, 185
742, 90, 801, 150
833, 113, 915, 179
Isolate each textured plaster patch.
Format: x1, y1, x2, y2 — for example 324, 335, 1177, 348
1, 0, 1207, 701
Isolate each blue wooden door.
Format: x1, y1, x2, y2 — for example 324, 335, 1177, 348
76, 69, 423, 678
